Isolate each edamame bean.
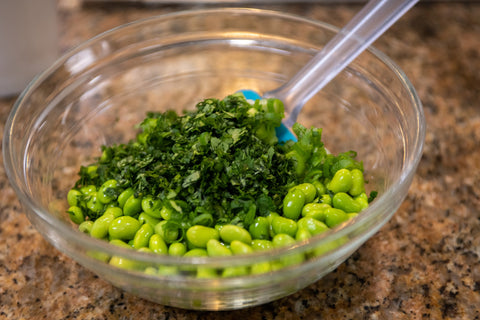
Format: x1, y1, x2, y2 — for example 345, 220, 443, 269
301, 203, 330, 215
206, 239, 232, 257
97, 179, 118, 204
135, 248, 152, 269
272, 234, 305, 266
280, 252, 305, 268
266, 212, 279, 238
292, 183, 317, 203
133, 223, 154, 249
123, 195, 142, 217
312, 180, 327, 196
86, 193, 104, 213
271, 216, 297, 238
154, 221, 179, 244
110, 239, 132, 249
168, 242, 187, 256
78, 220, 93, 234
67, 206, 84, 224
311, 237, 346, 257
80, 185, 96, 195
324, 208, 349, 228
230, 240, 253, 255
67, 189, 82, 207
160, 206, 173, 220
355, 193, 369, 210
184, 248, 208, 257
297, 217, 329, 235
320, 194, 332, 205
86, 250, 110, 262
295, 228, 312, 242
283, 189, 305, 220
250, 262, 272, 275
108, 216, 142, 240
349, 169, 365, 196
222, 266, 248, 278
137, 247, 152, 254
138, 212, 161, 228
272, 233, 296, 248
327, 169, 353, 193
104, 206, 123, 218
219, 225, 252, 244
144, 267, 158, 276
248, 216, 270, 240
117, 188, 134, 208
141, 196, 162, 218
186, 225, 219, 248
90, 213, 115, 239
332, 192, 362, 213
148, 234, 168, 254
158, 266, 179, 276
197, 267, 217, 279
301, 203, 331, 221
270, 261, 285, 272
251, 239, 274, 251
303, 210, 327, 222
347, 213, 358, 219
109, 256, 138, 270
266, 211, 279, 224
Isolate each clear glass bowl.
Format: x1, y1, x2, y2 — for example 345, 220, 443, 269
3, 8, 425, 310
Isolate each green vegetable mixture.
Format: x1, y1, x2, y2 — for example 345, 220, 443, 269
66, 93, 376, 275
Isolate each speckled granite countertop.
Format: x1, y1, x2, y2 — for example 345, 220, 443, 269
1, 1, 479, 319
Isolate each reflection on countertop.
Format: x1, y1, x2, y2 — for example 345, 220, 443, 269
1, 1, 479, 319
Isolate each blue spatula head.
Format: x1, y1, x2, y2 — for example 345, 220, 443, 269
239, 89, 297, 143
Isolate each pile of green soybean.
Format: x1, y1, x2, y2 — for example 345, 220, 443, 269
66, 95, 374, 277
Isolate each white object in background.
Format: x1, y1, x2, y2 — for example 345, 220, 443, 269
0, 1, 58, 97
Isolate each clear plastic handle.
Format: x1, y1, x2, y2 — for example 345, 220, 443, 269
266, 0, 419, 127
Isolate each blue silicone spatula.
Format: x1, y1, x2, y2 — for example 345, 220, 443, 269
240, 0, 418, 143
